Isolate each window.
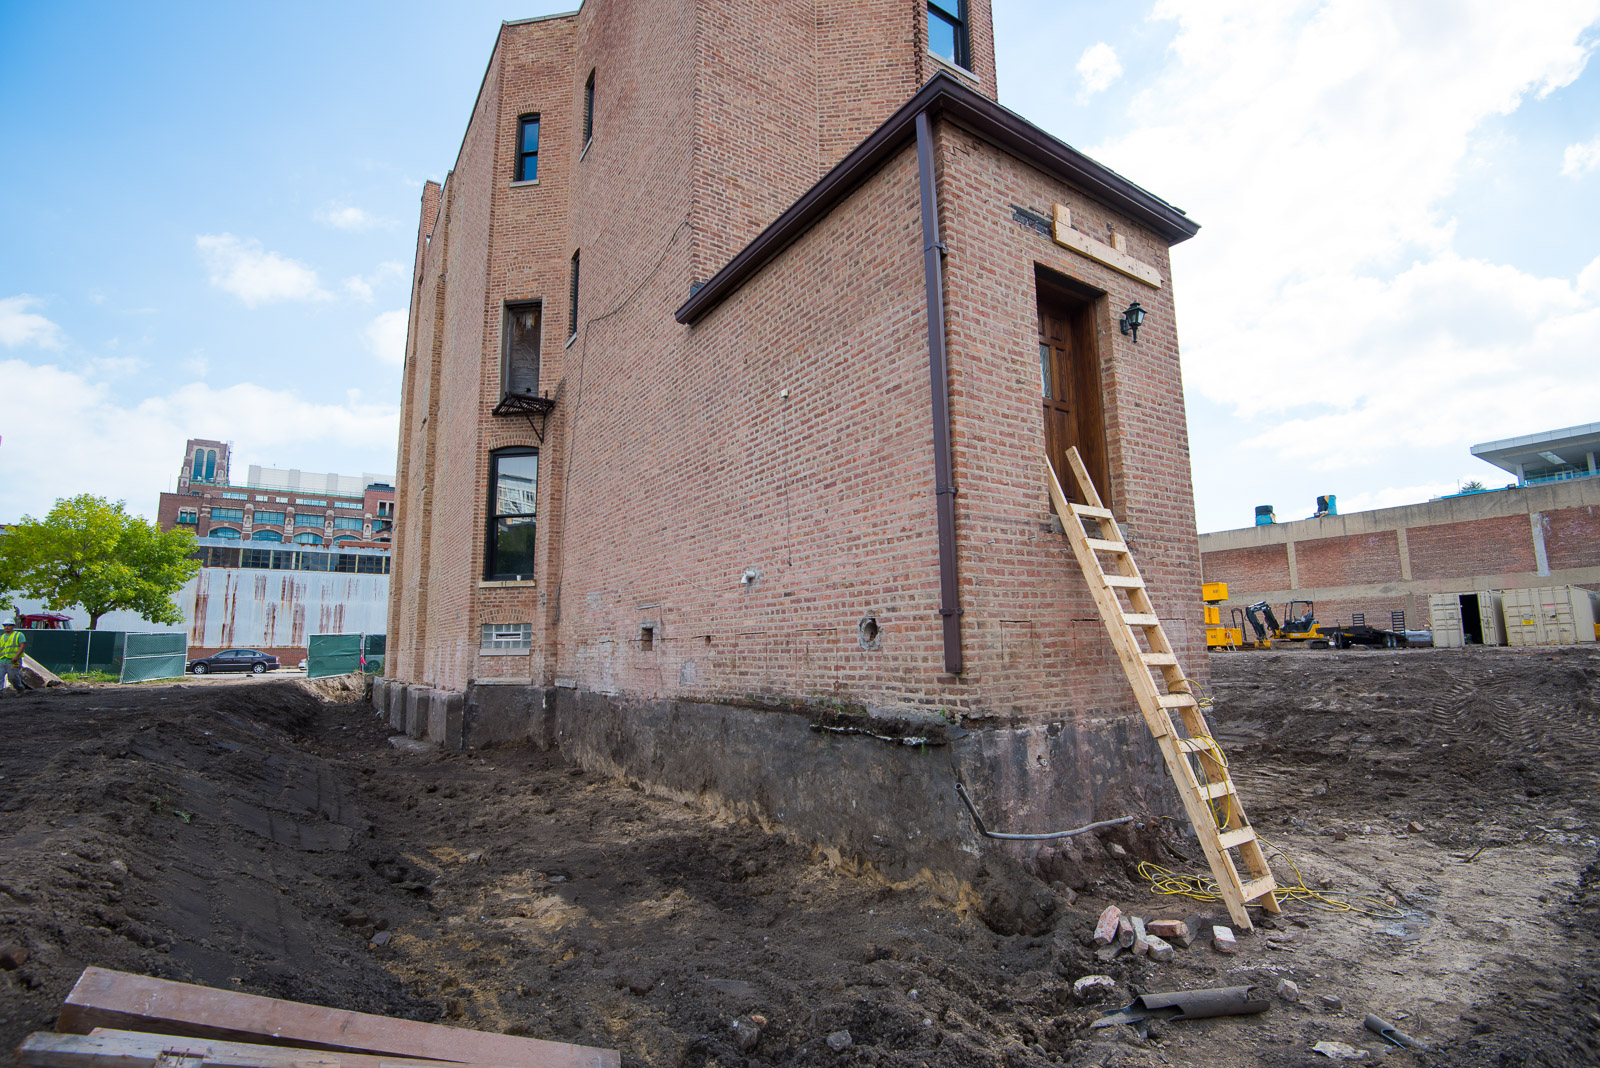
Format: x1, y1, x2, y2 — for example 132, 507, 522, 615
376, 500, 394, 517
251, 530, 283, 542
927, 0, 969, 69
515, 114, 540, 181
294, 532, 323, 545
210, 527, 241, 540
192, 448, 218, 483
333, 535, 360, 545
335, 501, 363, 510
294, 513, 324, 526
333, 516, 364, 531
210, 507, 244, 522
568, 252, 580, 339
357, 555, 385, 575
254, 510, 286, 525
582, 70, 595, 146
481, 622, 533, 652
298, 550, 332, 571
487, 447, 538, 580
335, 553, 359, 573
242, 548, 273, 569
221, 491, 249, 500
177, 510, 198, 525
296, 498, 326, 506
503, 302, 541, 398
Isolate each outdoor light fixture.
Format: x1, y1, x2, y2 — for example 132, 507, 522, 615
1119, 301, 1147, 342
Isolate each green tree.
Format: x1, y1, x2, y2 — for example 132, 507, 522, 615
1461, 480, 1486, 492
0, 494, 200, 629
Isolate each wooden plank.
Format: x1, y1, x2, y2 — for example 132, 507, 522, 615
1083, 538, 1128, 554
1197, 780, 1234, 800
1121, 613, 1160, 627
1069, 504, 1114, 520
1139, 652, 1178, 666
1102, 575, 1144, 589
1216, 827, 1257, 850
56, 969, 618, 1068
21, 1031, 522, 1068
1156, 693, 1196, 708
1238, 875, 1280, 904
1051, 205, 1163, 288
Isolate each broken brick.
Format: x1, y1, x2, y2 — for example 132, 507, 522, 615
1148, 919, 1188, 941
1092, 906, 1122, 946
1212, 925, 1238, 954
1145, 935, 1174, 962
1116, 916, 1135, 948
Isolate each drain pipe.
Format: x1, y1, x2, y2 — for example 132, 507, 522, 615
915, 109, 962, 676
956, 783, 1135, 841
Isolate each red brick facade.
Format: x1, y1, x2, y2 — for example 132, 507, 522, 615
388, 1, 1207, 735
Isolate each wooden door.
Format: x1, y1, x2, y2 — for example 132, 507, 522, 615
1038, 293, 1109, 504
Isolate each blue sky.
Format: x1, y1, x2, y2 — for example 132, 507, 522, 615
3, 1, 1598, 533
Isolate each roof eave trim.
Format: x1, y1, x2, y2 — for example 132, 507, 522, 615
675, 72, 1198, 326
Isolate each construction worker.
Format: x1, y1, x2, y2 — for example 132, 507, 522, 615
0, 620, 28, 695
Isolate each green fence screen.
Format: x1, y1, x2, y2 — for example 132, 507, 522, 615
307, 633, 386, 678
120, 632, 187, 683
25, 630, 124, 676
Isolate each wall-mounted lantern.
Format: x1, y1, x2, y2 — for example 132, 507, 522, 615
1119, 301, 1146, 342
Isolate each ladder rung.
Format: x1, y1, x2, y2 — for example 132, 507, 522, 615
1197, 779, 1234, 800
1239, 875, 1279, 902
1174, 737, 1213, 754
1085, 538, 1129, 554
1103, 575, 1144, 589
1216, 827, 1257, 850
1158, 692, 1196, 708
1140, 652, 1179, 666
1122, 613, 1161, 627
1070, 504, 1115, 519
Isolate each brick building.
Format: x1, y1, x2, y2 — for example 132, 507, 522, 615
155, 438, 396, 661
1200, 426, 1600, 634
382, 0, 1208, 882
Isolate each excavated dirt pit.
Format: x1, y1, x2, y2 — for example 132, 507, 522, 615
0, 647, 1596, 1068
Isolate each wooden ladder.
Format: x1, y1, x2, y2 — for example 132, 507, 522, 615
1047, 447, 1279, 930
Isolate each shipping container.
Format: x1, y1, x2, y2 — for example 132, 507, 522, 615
1429, 591, 1507, 648
1502, 586, 1600, 647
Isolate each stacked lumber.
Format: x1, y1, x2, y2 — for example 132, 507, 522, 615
19, 967, 618, 1068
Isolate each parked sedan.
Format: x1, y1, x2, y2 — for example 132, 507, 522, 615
187, 649, 280, 675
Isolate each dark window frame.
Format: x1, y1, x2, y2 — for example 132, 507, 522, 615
515, 114, 540, 182
927, 0, 970, 70
486, 447, 539, 581
502, 301, 542, 398
567, 251, 580, 340
582, 70, 595, 147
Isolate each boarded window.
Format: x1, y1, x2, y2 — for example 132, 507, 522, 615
503, 303, 541, 398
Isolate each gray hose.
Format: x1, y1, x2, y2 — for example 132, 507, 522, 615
956, 782, 1134, 841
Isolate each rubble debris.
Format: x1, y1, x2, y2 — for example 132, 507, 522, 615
1148, 919, 1188, 940
1212, 924, 1238, 954
1276, 979, 1300, 1002
1406, 821, 1425, 834
1312, 1039, 1369, 1060
730, 1015, 762, 1052
1092, 985, 1270, 1029
1365, 1013, 1426, 1050
1074, 975, 1118, 1000
1117, 916, 1135, 948
1145, 935, 1175, 962
1093, 905, 1122, 945
825, 1030, 853, 1051
0, 944, 30, 970
1321, 994, 1344, 1011
1131, 916, 1151, 957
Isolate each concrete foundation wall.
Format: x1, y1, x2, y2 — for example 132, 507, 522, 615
373, 679, 1177, 892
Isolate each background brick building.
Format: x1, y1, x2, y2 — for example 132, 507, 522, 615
383, 0, 1210, 883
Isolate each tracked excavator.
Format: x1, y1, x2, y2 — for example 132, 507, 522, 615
1242, 600, 1331, 649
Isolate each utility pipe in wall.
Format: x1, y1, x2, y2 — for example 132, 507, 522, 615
915, 110, 963, 676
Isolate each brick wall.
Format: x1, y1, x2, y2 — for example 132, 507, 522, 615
1544, 506, 1600, 572
1201, 544, 1291, 595
1296, 531, 1402, 588
1408, 514, 1533, 578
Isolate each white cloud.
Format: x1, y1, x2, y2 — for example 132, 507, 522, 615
363, 310, 409, 365
342, 261, 409, 302
1561, 134, 1600, 177
0, 356, 398, 522
1075, 1, 1600, 529
0, 295, 65, 350
196, 233, 331, 306
1075, 42, 1123, 99
315, 204, 394, 231
85, 355, 147, 380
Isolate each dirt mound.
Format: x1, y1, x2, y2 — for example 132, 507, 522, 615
2, 649, 1596, 1067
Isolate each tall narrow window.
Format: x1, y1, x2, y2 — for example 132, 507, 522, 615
568, 251, 580, 340
515, 114, 540, 181
204, 449, 216, 482
582, 70, 595, 146
927, 0, 969, 69
487, 448, 539, 581
502, 302, 541, 398
191, 450, 204, 481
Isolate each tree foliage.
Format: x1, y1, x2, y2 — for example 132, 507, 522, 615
0, 494, 200, 629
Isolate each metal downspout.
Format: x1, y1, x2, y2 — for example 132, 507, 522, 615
915, 110, 962, 675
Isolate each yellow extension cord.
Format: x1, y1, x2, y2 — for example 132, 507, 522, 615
1139, 683, 1406, 920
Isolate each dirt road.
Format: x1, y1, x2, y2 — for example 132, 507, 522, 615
0, 647, 1595, 1067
